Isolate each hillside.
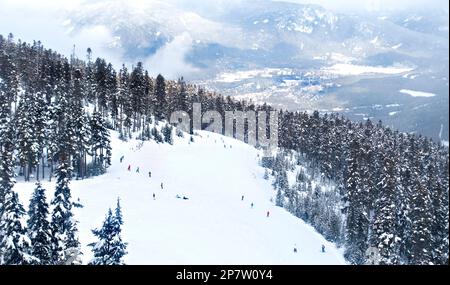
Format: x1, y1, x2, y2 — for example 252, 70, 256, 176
14, 128, 346, 264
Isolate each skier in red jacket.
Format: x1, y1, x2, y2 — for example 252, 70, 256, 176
127, 164, 131, 171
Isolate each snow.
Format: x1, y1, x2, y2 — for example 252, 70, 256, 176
399, 89, 436, 98
293, 24, 313, 33
216, 68, 294, 83
323, 64, 413, 76
370, 36, 379, 45
314, 53, 355, 64
402, 73, 418, 79
13, 129, 345, 265
392, 43, 402, 50
389, 111, 400, 116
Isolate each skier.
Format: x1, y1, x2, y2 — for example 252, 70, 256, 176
251, 202, 254, 208
136, 167, 140, 173
127, 164, 131, 171
321, 244, 325, 253
120, 155, 124, 163
266, 211, 270, 218
148, 171, 152, 178
294, 247, 297, 253
241, 195, 244, 201
153, 193, 156, 200
183, 196, 189, 200
161, 182, 164, 189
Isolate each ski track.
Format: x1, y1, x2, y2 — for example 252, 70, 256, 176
14, 130, 346, 265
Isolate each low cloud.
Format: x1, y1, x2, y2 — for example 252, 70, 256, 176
144, 32, 200, 79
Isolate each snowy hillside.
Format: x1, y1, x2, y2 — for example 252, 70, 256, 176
14, 128, 346, 265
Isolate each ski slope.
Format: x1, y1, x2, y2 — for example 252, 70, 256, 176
14, 129, 346, 265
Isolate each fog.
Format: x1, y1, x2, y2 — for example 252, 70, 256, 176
0, 0, 447, 79
278, 0, 448, 13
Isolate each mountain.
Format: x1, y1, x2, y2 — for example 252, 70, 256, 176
1, 23, 448, 265
62, 0, 449, 142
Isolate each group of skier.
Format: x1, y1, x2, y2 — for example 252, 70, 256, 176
121, 154, 327, 256
241, 194, 326, 255
121, 155, 167, 200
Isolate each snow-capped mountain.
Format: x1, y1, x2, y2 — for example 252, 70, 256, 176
48, 0, 450, 141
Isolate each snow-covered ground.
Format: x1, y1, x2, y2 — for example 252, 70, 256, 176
399, 89, 436, 98
323, 63, 413, 76
13, 129, 346, 265
215, 68, 294, 83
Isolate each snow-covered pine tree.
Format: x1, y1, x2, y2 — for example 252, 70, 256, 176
0, 122, 36, 265
89, 110, 112, 175
130, 62, 145, 132
118, 65, 132, 138
111, 198, 127, 264
34, 91, 48, 181
69, 69, 91, 179
88, 199, 127, 265
151, 127, 164, 143
94, 58, 109, 116
176, 77, 189, 113
372, 147, 401, 265
50, 161, 80, 264
27, 182, 52, 264
0, 191, 37, 265
15, 91, 39, 181
409, 178, 434, 265
0, 48, 18, 117
0, 122, 15, 229
275, 188, 284, 207
154, 74, 167, 121
162, 124, 173, 145
85, 47, 95, 103
343, 138, 370, 264
426, 153, 449, 265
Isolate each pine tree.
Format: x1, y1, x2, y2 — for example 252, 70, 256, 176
0, 122, 15, 221
154, 74, 167, 121
162, 124, 173, 145
94, 58, 109, 116
27, 182, 52, 264
89, 110, 112, 175
50, 161, 80, 264
372, 151, 401, 264
118, 65, 132, 137
15, 91, 39, 181
130, 62, 145, 131
88, 199, 127, 265
176, 77, 189, 112
343, 138, 369, 264
0, 191, 37, 265
151, 127, 163, 143
409, 179, 434, 265
276, 188, 284, 207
